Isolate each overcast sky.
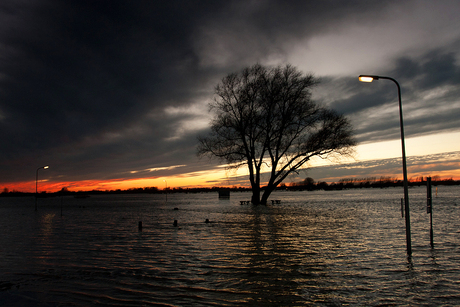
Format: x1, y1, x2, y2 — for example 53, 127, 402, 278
1, 0, 460, 191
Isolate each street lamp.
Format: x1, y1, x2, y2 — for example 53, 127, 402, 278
163, 179, 168, 202
359, 75, 412, 256
35, 165, 49, 211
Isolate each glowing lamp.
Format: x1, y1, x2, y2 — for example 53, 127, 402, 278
358, 75, 381, 82
358, 76, 374, 82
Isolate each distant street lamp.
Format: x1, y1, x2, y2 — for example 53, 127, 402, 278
35, 165, 49, 211
163, 179, 168, 202
359, 75, 412, 256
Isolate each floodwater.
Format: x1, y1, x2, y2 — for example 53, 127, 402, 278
0, 186, 459, 306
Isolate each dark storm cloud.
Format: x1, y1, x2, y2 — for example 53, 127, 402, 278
1, 0, 458, 188
0, 0, 223, 182
0, 0, 398, 185
0, 1, 208, 143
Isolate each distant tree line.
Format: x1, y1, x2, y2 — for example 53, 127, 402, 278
1, 176, 459, 197
286, 176, 460, 191
0, 185, 252, 197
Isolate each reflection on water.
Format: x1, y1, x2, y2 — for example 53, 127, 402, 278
0, 186, 459, 306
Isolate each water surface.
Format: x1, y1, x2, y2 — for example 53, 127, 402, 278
1, 186, 459, 306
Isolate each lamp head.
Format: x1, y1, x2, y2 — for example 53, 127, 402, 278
44, 165, 49, 169
359, 75, 380, 82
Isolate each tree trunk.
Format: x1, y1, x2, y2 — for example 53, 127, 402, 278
260, 186, 275, 205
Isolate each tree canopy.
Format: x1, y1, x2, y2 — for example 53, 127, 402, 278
198, 64, 356, 204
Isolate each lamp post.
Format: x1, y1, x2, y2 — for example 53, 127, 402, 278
163, 179, 168, 202
35, 165, 49, 211
359, 75, 412, 256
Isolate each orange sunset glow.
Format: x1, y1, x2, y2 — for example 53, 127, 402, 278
4, 156, 459, 193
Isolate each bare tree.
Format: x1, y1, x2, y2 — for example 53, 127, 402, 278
198, 64, 356, 204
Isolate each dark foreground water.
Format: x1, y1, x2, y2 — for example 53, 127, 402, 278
0, 186, 459, 306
